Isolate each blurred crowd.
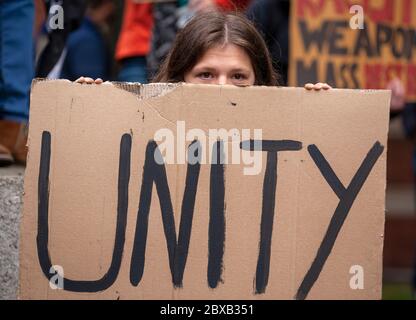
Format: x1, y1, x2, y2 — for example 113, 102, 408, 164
0, 0, 416, 297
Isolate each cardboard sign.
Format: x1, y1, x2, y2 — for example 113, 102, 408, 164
19, 80, 390, 299
289, 0, 416, 102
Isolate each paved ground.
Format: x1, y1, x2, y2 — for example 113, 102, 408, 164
0, 169, 24, 300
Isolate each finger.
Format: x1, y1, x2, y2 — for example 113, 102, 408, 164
314, 83, 323, 90
391, 87, 403, 97
392, 84, 404, 97
95, 78, 103, 84
322, 83, 331, 90
392, 78, 401, 86
396, 82, 405, 95
305, 83, 314, 90
388, 78, 403, 91
84, 77, 94, 84
391, 80, 400, 90
75, 76, 85, 83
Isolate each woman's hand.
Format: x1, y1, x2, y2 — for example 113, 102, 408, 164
387, 78, 406, 112
304, 83, 332, 90
75, 77, 103, 84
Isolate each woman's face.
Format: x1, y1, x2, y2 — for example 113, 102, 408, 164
184, 44, 255, 86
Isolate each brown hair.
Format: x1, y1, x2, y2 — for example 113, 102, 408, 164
152, 11, 280, 86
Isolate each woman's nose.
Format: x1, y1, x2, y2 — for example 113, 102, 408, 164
217, 74, 228, 85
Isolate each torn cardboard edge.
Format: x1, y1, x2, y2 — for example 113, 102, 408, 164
31, 78, 392, 100
31, 78, 181, 100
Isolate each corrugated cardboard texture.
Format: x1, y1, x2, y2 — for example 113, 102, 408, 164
19, 81, 390, 300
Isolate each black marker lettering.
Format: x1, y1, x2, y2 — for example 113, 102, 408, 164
130, 140, 201, 288
296, 142, 384, 300
37, 131, 131, 292
208, 141, 226, 289
241, 140, 303, 294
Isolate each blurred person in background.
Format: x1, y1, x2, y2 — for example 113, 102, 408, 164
0, 0, 35, 167
115, 0, 153, 83
36, 0, 87, 78
115, 0, 251, 84
60, 0, 116, 81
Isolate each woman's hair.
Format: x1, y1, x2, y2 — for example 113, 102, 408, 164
152, 11, 280, 86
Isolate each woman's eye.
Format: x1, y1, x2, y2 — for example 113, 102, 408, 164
232, 73, 247, 81
198, 72, 213, 79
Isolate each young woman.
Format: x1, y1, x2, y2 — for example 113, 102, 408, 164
77, 11, 330, 90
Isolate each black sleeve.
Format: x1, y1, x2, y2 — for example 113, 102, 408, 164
246, 0, 290, 85
36, 0, 87, 77
402, 102, 416, 140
